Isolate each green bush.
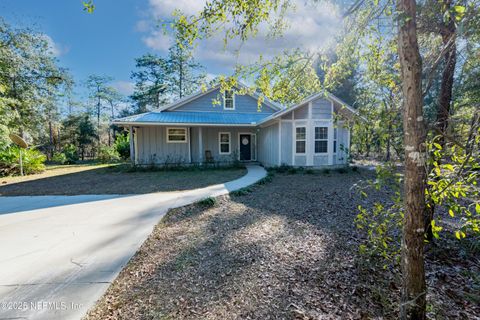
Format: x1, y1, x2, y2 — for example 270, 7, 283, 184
114, 134, 130, 160
97, 145, 121, 163
196, 197, 216, 207
52, 152, 67, 164
0, 145, 46, 176
63, 144, 79, 164
336, 167, 348, 174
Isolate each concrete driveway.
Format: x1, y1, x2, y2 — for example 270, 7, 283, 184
0, 165, 266, 320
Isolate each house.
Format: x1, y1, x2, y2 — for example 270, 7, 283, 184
113, 84, 357, 168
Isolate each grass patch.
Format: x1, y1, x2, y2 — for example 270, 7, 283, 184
0, 165, 247, 196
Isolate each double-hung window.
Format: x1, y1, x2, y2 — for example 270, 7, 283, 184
295, 127, 306, 154
223, 90, 235, 110
167, 128, 187, 143
314, 127, 328, 153
219, 132, 231, 154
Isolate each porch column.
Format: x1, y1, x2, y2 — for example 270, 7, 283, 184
198, 127, 203, 164
129, 126, 135, 165
328, 122, 334, 165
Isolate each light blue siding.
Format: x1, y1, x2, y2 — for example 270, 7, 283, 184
173, 88, 277, 114
191, 126, 256, 162
335, 125, 349, 164
294, 104, 308, 119
294, 155, 306, 166
280, 122, 292, 165
136, 126, 190, 164
257, 123, 279, 167
313, 155, 328, 166
312, 98, 332, 119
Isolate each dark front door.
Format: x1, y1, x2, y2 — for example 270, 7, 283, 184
239, 134, 251, 161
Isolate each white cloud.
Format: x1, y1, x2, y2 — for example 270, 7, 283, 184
142, 29, 172, 51
43, 34, 69, 57
148, 0, 206, 17
112, 80, 135, 96
139, 0, 341, 73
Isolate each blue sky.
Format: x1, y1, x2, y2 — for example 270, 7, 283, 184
1, 0, 342, 98
1, 0, 151, 96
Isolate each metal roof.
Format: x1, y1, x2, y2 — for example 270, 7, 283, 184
113, 111, 270, 126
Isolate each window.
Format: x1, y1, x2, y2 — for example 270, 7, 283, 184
223, 90, 235, 110
219, 132, 231, 154
167, 127, 187, 143
315, 127, 328, 153
333, 128, 338, 153
295, 127, 306, 154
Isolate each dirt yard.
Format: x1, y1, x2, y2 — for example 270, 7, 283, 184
0, 164, 247, 196
84, 168, 480, 320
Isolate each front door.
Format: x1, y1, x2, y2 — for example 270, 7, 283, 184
239, 134, 251, 161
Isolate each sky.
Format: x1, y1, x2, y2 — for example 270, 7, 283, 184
1, 0, 342, 99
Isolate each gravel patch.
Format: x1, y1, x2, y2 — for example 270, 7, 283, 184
84, 169, 479, 320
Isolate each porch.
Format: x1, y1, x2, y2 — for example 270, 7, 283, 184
128, 125, 258, 166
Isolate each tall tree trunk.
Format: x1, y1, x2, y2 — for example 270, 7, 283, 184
48, 120, 54, 161
397, 0, 427, 318
425, 0, 457, 241
97, 94, 101, 146
179, 58, 184, 99
436, 0, 456, 147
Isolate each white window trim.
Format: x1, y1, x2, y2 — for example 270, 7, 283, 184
295, 126, 306, 155
218, 132, 231, 155
223, 90, 236, 110
314, 126, 328, 154
166, 127, 188, 143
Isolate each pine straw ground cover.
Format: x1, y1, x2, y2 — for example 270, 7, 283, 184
84, 169, 480, 320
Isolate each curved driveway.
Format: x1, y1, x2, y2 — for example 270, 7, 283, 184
0, 165, 266, 320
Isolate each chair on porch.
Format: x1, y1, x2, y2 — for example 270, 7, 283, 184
205, 150, 214, 163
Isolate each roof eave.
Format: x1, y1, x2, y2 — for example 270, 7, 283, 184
112, 121, 259, 127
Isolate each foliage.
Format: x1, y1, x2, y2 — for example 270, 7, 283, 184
131, 54, 170, 112
52, 152, 67, 164
97, 145, 121, 163
63, 144, 79, 164
114, 134, 130, 160
196, 197, 216, 207
0, 145, 46, 176
355, 164, 404, 265
62, 114, 97, 160
0, 19, 71, 148
426, 118, 480, 238
130, 43, 205, 113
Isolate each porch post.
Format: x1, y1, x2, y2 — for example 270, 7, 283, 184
129, 125, 135, 165
328, 122, 334, 165
198, 127, 203, 164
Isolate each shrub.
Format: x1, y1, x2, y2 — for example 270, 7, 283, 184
97, 145, 120, 163
63, 144, 79, 164
305, 168, 315, 174
287, 167, 298, 174
196, 197, 216, 207
336, 167, 348, 174
230, 187, 252, 196
321, 168, 331, 174
0, 145, 46, 176
52, 152, 67, 164
114, 134, 130, 160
